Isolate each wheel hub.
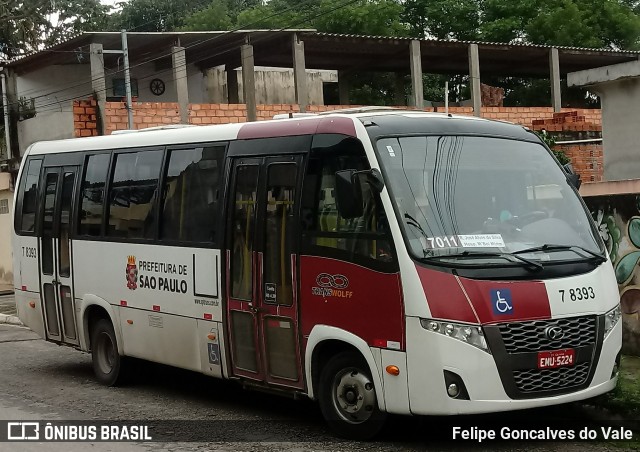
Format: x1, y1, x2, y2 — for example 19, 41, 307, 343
333, 368, 376, 424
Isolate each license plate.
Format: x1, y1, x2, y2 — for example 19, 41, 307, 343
537, 349, 575, 369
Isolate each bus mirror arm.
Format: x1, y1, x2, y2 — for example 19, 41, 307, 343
355, 168, 385, 193
563, 163, 581, 190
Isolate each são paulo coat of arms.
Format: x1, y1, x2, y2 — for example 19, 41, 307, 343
126, 255, 138, 290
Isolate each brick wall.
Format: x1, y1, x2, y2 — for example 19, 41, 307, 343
555, 143, 603, 183
99, 102, 601, 130
72, 99, 99, 137
81, 101, 604, 182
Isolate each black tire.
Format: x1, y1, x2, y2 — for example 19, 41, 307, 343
91, 318, 129, 386
318, 351, 386, 440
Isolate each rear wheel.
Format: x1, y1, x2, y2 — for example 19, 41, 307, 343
91, 318, 129, 386
318, 351, 386, 440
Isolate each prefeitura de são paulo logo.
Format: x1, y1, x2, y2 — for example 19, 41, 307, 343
126, 255, 138, 290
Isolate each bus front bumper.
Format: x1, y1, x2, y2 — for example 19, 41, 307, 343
401, 316, 621, 416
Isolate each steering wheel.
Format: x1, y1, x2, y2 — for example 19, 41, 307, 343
504, 210, 548, 228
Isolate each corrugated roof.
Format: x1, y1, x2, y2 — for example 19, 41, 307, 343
307, 32, 640, 54
5, 30, 640, 78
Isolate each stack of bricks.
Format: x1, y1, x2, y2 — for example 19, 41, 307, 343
530, 110, 602, 132
73, 99, 99, 137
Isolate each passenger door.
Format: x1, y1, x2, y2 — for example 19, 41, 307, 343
38, 166, 80, 345
226, 155, 304, 388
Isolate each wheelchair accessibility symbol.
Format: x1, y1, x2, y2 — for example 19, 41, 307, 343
491, 289, 513, 315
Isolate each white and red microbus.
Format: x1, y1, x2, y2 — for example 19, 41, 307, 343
12, 110, 621, 439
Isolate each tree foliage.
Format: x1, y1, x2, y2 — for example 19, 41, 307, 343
0, 0, 110, 59
108, 0, 206, 32
402, 0, 640, 48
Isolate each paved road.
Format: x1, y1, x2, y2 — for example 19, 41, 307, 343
0, 293, 17, 316
0, 324, 634, 451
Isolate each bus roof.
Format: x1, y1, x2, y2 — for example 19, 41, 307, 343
25, 111, 533, 156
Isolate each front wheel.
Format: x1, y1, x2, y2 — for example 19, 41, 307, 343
318, 351, 386, 440
91, 318, 129, 386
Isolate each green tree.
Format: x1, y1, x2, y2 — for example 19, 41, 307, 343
403, 0, 640, 47
181, 0, 233, 31
108, 0, 207, 32
314, 0, 407, 36
0, 0, 110, 59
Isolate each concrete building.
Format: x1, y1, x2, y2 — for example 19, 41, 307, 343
569, 60, 640, 181
570, 62, 640, 356
0, 172, 13, 293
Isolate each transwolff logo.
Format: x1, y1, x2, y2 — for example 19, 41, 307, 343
311, 273, 353, 299
126, 255, 138, 290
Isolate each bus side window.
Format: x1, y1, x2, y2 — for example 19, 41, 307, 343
161, 146, 224, 244
107, 150, 163, 240
79, 153, 110, 237
15, 158, 43, 234
301, 137, 394, 266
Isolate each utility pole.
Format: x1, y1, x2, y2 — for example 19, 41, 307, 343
102, 31, 135, 129
121, 30, 134, 129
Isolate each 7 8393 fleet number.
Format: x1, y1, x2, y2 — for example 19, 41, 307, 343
559, 286, 595, 302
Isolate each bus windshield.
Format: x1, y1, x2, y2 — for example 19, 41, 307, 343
375, 135, 604, 264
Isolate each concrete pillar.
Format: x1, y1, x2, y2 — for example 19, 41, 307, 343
550, 47, 562, 112
338, 70, 349, 105
394, 72, 406, 106
409, 40, 424, 109
292, 36, 308, 112
3, 70, 19, 162
89, 43, 107, 134
226, 66, 239, 104
172, 46, 189, 124
468, 43, 482, 117
241, 44, 257, 122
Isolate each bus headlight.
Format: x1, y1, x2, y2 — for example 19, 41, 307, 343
604, 304, 621, 338
420, 318, 490, 353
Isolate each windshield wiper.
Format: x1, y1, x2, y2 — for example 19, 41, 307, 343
427, 250, 543, 271
512, 244, 606, 263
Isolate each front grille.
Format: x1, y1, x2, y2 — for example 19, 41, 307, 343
498, 316, 596, 354
513, 362, 590, 393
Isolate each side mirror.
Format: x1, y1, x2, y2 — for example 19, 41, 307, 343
563, 162, 582, 190
335, 170, 363, 219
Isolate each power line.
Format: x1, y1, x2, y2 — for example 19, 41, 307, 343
8, 0, 218, 99
7, 0, 328, 108
26, 0, 362, 114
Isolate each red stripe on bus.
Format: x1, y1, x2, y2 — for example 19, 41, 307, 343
459, 277, 551, 324
237, 117, 356, 139
415, 266, 478, 323
152, 305, 160, 312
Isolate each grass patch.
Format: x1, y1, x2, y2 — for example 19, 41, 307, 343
591, 355, 640, 418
